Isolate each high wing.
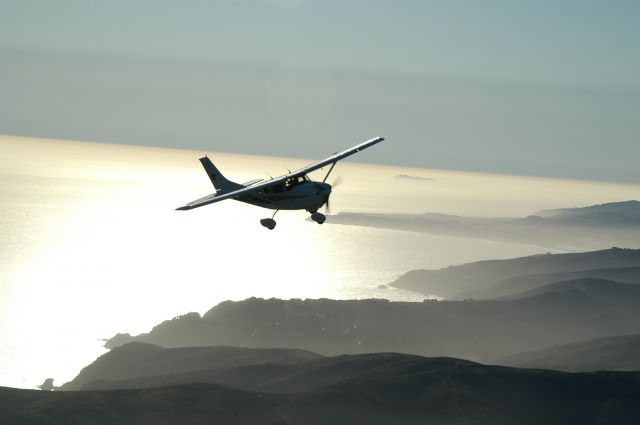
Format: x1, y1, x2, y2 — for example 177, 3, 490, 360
176, 136, 384, 211
289, 136, 384, 177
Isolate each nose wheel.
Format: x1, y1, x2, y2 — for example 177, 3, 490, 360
310, 212, 326, 224
260, 210, 278, 230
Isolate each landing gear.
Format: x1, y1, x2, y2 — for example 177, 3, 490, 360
260, 210, 278, 230
310, 212, 326, 224
260, 218, 276, 230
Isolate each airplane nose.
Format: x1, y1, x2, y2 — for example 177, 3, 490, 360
316, 183, 331, 193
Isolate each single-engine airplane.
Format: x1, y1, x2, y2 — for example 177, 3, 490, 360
176, 136, 384, 229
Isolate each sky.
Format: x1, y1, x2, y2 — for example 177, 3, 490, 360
1, 0, 639, 182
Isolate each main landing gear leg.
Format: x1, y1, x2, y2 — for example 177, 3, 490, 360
260, 210, 278, 230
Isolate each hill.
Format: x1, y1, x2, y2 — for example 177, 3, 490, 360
4, 355, 640, 425
501, 277, 640, 301
502, 333, 640, 372
62, 342, 322, 391
459, 266, 640, 299
392, 247, 640, 298
104, 294, 640, 362
535, 200, 640, 226
69, 345, 473, 393
329, 201, 640, 250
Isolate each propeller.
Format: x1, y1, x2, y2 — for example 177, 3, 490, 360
324, 176, 343, 214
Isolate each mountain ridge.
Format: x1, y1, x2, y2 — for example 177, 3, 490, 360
458, 266, 640, 299
329, 200, 640, 250
392, 247, 640, 298
62, 342, 322, 391
103, 290, 640, 362
502, 333, 640, 372
5, 351, 639, 425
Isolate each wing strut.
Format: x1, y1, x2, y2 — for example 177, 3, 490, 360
322, 161, 338, 183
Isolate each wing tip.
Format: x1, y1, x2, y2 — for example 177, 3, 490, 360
175, 206, 191, 211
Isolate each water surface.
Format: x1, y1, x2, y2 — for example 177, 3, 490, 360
2, 136, 639, 388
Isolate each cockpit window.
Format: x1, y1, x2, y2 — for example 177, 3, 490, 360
284, 175, 308, 189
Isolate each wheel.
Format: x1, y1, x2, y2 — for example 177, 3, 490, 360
310, 212, 326, 224
260, 218, 276, 230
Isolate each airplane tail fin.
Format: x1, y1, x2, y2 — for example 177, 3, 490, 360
199, 156, 242, 191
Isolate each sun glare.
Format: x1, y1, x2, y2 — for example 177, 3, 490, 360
1, 135, 640, 387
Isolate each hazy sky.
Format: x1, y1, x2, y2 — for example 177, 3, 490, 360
1, 0, 639, 182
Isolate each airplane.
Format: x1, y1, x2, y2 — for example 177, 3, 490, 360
176, 136, 384, 229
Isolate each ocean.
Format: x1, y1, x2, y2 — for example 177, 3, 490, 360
2, 135, 639, 388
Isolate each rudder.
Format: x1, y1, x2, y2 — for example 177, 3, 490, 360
199, 156, 241, 191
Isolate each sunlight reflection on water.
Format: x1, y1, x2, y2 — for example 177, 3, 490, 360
2, 136, 639, 388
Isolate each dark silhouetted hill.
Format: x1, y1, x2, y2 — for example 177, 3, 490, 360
392, 247, 640, 298
104, 294, 640, 362
4, 356, 640, 425
535, 200, 640, 226
71, 347, 470, 393
62, 342, 322, 391
502, 277, 640, 301
329, 200, 640, 250
502, 333, 640, 372
459, 266, 640, 299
